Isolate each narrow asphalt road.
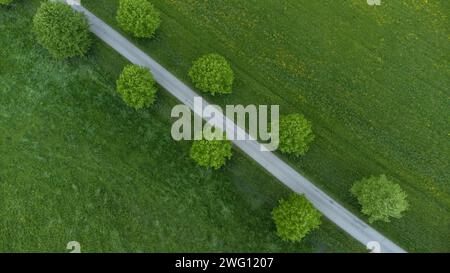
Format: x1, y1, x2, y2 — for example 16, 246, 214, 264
69, 2, 406, 253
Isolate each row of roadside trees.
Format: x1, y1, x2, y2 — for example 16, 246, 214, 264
5, 0, 409, 245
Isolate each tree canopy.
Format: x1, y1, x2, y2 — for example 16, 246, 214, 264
278, 114, 315, 156
188, 54, 234, 95
32, 2, 91, 59
116, 0, 161, 38
351, 175, 409, 223
190, 138, 233, 170
272, 194, 322, 242
116, 65, 158, 109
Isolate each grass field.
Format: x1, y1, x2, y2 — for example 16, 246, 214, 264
83, 0, 450, 252
0, 1, 364, 252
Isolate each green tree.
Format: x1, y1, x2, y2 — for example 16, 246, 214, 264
116, 0, 161, 38
116, 65, 157, 109
0, 0, 13, 5
272, 194, 322, 242
188, 54, 234, 95
278, 114, 314, 156
190, 138, 233, 170
32, 2, 91, 59
350, 175, 409, 223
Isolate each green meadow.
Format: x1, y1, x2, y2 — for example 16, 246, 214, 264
0, 1, 363, 252
83, 0, 450, 252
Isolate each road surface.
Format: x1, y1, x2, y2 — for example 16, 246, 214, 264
68, 2, 406, 253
